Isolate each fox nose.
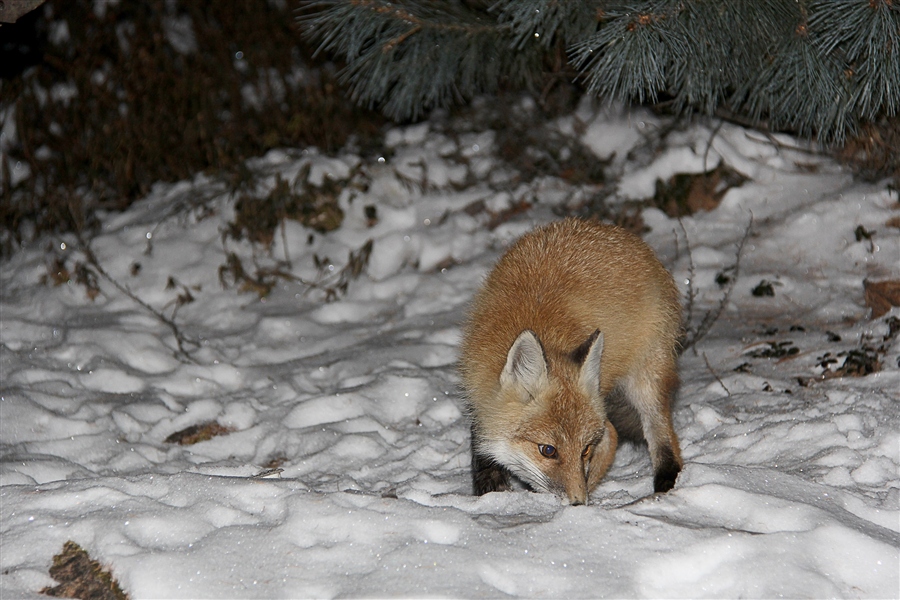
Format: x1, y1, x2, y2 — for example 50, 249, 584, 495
564, 469, 589, 505
566, 487, 587, 505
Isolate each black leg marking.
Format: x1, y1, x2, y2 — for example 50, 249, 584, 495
653, 445, 681, 493
473, 454, 512, 495
471, 424, 511, 495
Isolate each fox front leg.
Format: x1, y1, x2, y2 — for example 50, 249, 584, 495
623, 370, 683, 493
471, 425, 512, 495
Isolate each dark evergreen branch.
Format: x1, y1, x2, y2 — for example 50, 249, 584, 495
299, 0, 540, 120
809, 0, 900, 121
736, 23, 851, 141
667, 1, 794, 116
570, 1, 686, 104
298, 0, 899, 142
492, 0, 600, 50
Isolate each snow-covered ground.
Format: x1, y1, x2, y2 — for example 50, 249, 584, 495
2, 102, 898, 599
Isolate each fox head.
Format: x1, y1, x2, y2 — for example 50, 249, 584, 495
476, 329, 618, 505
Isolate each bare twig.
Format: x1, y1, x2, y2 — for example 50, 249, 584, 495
703, 352, 731, 396
678, 218, 699, 343
681, 215, 753, 354
72, 230, 200, 362
279, 207, 292, 268
703, 119, 725, 172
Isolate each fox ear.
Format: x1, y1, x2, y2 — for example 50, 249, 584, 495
500, 330, 548, 396
578, 330, 604, 396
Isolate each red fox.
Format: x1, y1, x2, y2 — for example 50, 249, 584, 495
459, 218, 683, 505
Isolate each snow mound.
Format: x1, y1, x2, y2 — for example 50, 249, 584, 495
2, 105, 898, 598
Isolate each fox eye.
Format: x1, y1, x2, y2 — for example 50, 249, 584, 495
582, 444, 593, 459
538, 444, 558, 459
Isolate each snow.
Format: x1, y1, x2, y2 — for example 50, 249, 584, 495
2, 103, 899, 599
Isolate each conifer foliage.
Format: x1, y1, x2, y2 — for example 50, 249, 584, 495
299, 0, 899, 142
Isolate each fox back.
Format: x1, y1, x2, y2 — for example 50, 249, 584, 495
459, 218, 683, 504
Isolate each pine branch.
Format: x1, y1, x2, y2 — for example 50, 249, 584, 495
570, 1, 686, 104
299, 0, 899, 142
299, 0, 541, 120
666, 1, 793, 115
735, 23, 852, 141
492, 0, 599, 50
809, 0, 900, 122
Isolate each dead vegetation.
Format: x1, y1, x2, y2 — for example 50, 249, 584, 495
2, 0, 897, 263
738, 314, 899, 387
814, 315, 899, 380
217, 237, 373, 301
864, 279, 900, 319
650, 164, 747, 218
164, 421, 234, 445
227, 170, 348, 248
835, 115, 900, 185
41, 541, 128, 600
746, 340, 800, 359
1, 0, 384, 257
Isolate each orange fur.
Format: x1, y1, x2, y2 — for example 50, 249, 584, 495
460, 218, 683, 503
